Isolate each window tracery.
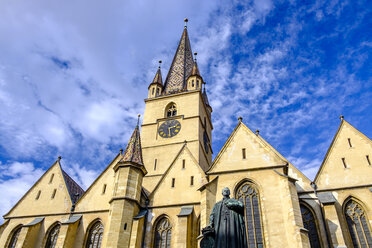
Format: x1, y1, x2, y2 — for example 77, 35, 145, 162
154, 217, 172, 248
236, 182, 264, 248
300, 204, 321, 248
86, 221, 104, 248
166, 103, 177, 117
45, 224, 61, 248
7, 226, 21, 248
345, 199, 372, 247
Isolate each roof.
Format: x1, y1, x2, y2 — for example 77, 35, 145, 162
163, 27, 194, 94
61, 170, 85, 203
191, 61, 200, 76
148, 67, 163, 88
203, 88, 211, 108
120, 124, 144, 166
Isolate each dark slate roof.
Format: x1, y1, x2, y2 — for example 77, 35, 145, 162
178, 206, 194, 217
120, 125, 144, 166
163, 27, 194, 95
149, 67, 163, 88
191, 61, 200, 76
133, 209, 148, 220
203, 88, 211, 107
63, 214, 82, 224
24, 217, 44, 227
62, 170, 85, 203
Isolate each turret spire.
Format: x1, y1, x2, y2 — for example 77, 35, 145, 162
163, 20, 194, 94
121, 120, 144, 166
191, 52, 200, 76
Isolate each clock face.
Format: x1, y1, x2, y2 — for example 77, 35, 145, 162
158, 119, 181, 138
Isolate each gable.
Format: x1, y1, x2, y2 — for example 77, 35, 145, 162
209, 122, 287, 173
4, 161, 74, 217
315, 120, 372, 189
150, 144, 207, 206
74, 153, 122, 212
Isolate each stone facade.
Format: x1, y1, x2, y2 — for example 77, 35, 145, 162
1, 26, 372, 248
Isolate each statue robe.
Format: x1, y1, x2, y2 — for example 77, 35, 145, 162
210, 198, 247, 248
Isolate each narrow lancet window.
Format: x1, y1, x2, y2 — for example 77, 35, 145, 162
342, 158, 347, 168
236, 182, 264, 247
366, 155, 371, 166
242, 148, 246, 159
154, 217, 172, 248
300, 204, 321, 248
86, 221, 104, 248
171, 178, 175, 188
348, 138, 352, 147
154, 159, 157, 171
182, 159, 185, 169
190, 176, 194, 186
102, 184, 107, 194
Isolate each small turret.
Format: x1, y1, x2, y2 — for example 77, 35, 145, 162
148, 61, 163, 98
187, 52, 203, 91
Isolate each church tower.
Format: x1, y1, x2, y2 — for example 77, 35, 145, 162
141, 20, 213, 192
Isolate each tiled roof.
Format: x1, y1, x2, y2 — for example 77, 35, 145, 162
191, 61, 200, 76
203, 88, 211, 107
120, 125, 144, 166
163, 27, 194, 94
149, 67, 163, 88
62, 170, 85, 203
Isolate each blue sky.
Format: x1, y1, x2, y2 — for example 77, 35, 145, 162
0, 0, 371, 219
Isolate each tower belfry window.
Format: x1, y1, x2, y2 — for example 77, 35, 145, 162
166, 103, 177, 117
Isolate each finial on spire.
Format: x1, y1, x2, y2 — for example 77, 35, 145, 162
120, 148, 123, 155
137, 114, 141, 126
194, 52, 197, 62
255, 129, 260, 135
339, 115, 344, 120
238, 116, 243, 122
184, 18, 188, 28
57, 156, 62, 161
158, 60, 162, 69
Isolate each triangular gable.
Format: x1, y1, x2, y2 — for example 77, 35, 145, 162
255, 132, 312, 191
4, 160, 76, 218
149, 143, 207, 206
314, 120, 372, 189
209, 121, 287, 173
74, 152, 122, 212
209, 121, 312, 191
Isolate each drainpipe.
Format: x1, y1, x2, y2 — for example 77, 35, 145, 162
141, 199, 149, 248
311, 182, 332, 248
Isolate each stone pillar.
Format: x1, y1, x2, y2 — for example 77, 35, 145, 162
176, 206, 194, 248
55, 215, 81, 248
104, 161, 146, 248
318, 192, 347, 248
16, 217, 44, 248
199, 177, 218, 229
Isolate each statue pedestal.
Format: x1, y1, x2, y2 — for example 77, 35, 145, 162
200, 226, 215, 248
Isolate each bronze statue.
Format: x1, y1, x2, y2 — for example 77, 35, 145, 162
201, 187, 247, 248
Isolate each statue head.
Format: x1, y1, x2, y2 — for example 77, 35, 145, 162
222, 187, 230, 197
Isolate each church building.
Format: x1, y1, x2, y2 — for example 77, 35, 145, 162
1, 21, 372, 248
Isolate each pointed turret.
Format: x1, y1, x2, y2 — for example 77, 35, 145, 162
148, 61, 163, 98
163, 19, 194, 94
120, 118, 144, 167
187, 52, 203, 91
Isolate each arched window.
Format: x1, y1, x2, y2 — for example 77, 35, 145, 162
7, 226, 22, 248
154, 217, 172, 248
166, 103, 177, 117
45, 223, 61, 248
236, 182, 264, 247
86, 221, 104, 248
300, 204, 321, 248
345, 199, 372, 247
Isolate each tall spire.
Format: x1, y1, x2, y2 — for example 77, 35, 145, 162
191, 52, 200, 76
163, 19, 194, 94
120, 115, 144, 166
149, 60, 163, 88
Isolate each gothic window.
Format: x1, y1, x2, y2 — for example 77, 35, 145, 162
156, 88, 160, 96
154, 217, 172, 248
236, 182, 264, 248
45, 223, 61, 248
345, 199, 372, 247
7, 226, 21, 248
300, 204, 321, 248
86, 221, 104, 248
166, 103, 177, 117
